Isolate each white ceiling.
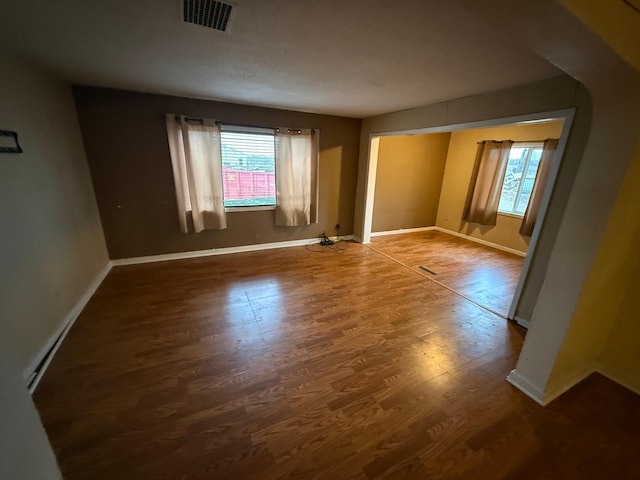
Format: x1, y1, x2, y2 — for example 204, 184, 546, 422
0, 0, 563, 118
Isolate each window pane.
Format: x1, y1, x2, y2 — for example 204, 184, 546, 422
220, 132, 276, 207
498, 147, 528, 214
514, 147, 542, 215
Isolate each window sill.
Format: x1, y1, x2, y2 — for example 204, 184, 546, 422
225, 205, 276, 213
497, 211, 524, 219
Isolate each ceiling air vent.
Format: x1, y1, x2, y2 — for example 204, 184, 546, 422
183, 0, 233, 32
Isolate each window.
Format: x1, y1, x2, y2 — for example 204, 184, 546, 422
166, 115, 319, 231
497, 143, 543, 216
220, 126, 276, 208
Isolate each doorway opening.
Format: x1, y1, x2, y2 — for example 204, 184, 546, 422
360, 110, 575, 324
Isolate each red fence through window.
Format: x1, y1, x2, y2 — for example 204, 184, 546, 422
222, 168, 276, 200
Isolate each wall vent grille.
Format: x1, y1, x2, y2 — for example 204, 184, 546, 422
183, 0, 233, 32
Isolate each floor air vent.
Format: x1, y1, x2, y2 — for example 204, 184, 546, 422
183, 0, 233, 32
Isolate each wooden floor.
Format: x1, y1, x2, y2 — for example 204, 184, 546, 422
371, 230, 524, 317
34, 242, 640, 479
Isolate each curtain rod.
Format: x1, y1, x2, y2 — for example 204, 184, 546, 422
217, 121, 316, 135
216, 120, 273, 130
172, 115, 315, 134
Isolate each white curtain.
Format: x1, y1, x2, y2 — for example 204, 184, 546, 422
274, 128, 319, 226
165, 114, 226, 233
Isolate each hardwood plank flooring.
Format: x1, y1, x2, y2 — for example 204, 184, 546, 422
33, 242, 640, 479
370, 230, 525, 317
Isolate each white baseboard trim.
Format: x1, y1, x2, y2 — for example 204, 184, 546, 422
507, 366, 595, 406
506, 369, 547, 405
112, 236, 356, 266
25, 261, 113, 392
367, 226, 527, 257
514, 315, 530, 329
509, 363, 640, 406
433, 227, 527, 257
329, 235, 356, 243
370, 226, 437, 237
596, 362, 640, 395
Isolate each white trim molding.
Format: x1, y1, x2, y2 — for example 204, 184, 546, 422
112, 236, 356, 266
366, 225, 526, 259
370, 226, 437, 237
329, 235, 355, 243
362, 137, 380, 244
25, 261, 113, 392
514, 315, 530, 329
434, 227, 527, 257
507, 366, 595, 406
506, 369, 547, 405
508, 363, 640, 406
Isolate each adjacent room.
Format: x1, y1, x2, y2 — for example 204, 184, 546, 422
1, 1, 639, 479
367, 118, 566, 318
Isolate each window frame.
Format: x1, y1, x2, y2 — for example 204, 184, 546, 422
219, 124, 277, 212
497, 141, 544, 218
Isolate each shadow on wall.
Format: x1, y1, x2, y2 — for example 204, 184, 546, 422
460, 221, 530, 244
461, 221, 492, 237
319, 146, 344, 236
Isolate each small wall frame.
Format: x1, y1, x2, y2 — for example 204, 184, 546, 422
0, 130, 23, 153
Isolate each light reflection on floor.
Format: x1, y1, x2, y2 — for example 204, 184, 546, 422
225, 277, 284, 344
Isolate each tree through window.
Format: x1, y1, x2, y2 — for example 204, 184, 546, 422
498, 143, 543, 216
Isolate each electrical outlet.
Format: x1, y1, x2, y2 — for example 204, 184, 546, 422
335, 224, 340, 231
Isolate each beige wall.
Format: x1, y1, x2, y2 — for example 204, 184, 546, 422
436, 121, 564, 253
549, 141, 640, 394
372, 133, 450, 232
600, 252, 640, 392
0, 51, 109, 374
74, 87, 361, 259
0, 48, 108, 479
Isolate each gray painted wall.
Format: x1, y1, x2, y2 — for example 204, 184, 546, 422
0, 49, 109, 373
0, 48, 110, 478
